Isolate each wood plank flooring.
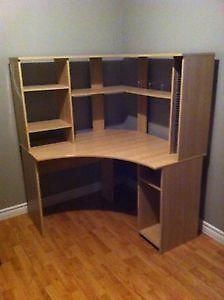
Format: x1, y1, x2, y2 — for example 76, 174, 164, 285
0, 189, 224, 299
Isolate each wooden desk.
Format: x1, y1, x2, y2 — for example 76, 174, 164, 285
22, 132, 202, 253
29, 130, 178, 169
10, 53, 215, 253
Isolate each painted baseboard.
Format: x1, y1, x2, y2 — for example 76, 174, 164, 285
202, 221, 224, 245
0, 203, 27, 221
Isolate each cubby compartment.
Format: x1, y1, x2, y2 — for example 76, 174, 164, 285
30, 128, 72, 147
25, 90, 73, 134
138, 180, 161, 249
21, 58, 70, 91
72, 96, 93, 132
138, 166, 161, 190
105, 94, 126, 128
70, 60, 91, 94
148, 59, 173, 91
103, 59, 123, 87
148, 98, 170, 140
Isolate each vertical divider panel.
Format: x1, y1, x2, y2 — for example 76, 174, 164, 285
21, 148, 44, 234
89, 57, 104, 131
169, 57, 182, 153
55, 58, 75, 142
137, 57, 148, 132
89, 57, 114, 202
160, 157, 203, 252
177, 54, 215, 159
9, 58, 30, 149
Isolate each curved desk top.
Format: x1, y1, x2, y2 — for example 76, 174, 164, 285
29, 129, 178, 169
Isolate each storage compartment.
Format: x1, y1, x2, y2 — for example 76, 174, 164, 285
21, 58, 70, 89
25, 90, 69, 122
30, 128, 72, 147
148, 99, 170, 140
139, 166, 161, 190
105, 94, 126, 128
103, 59, 123, 86
70, 60, 91, 90
138, 180, 161, 248
73, 96, 93, 131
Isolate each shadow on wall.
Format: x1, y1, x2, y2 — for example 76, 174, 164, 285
200, 59, 219, 225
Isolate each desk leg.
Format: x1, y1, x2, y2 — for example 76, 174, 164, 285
21, 148, 44, 234
101, 159, 114, 203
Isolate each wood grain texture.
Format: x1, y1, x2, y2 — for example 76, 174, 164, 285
27, 119, 72, 133
138, 180, 160, 231
71, 85, 171, 99
137, 57, 148, 132
57, 59, 75, 142
0, 196, 223, 300
23, 84, 69, 92
21, 148, 44, 234
9, 58, 30, 149
17, 52, 184, 61
90, 57, 105, 131
29, 129, 178, 169
178, 54, 215, 159
161, 157, 203, 252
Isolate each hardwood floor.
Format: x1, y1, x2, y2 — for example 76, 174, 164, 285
0, 188, 224, 299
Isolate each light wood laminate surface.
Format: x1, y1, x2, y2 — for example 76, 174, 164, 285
0, 196, 223, 300
23, 84, 69, 92
29, 129, 178, 169
28, 119, 72, 133
71, 85, 171, 99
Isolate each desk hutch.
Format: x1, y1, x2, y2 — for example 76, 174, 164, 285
10, 53, 214, 253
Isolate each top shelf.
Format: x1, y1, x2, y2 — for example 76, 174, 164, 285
17, 53, 184, 62
71, 85, 171, 100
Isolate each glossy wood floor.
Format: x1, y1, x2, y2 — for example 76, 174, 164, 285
0, 188, 224, 300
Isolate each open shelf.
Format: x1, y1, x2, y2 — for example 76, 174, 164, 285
71, 85, 125, 97
126, 87, 171, 99
28, 119, 72, 133
139, 177, 161, 191
139, 166, 161, 190
139, 223, 161, 248
23, 84, 69, 92
71, 85, 171, 99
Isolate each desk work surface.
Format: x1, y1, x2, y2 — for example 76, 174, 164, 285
29, 129, 178, 169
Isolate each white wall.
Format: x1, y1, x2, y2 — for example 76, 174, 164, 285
123, 0, 224, 231
0, 0, 124, 209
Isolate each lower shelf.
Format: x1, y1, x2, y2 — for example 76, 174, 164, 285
139, 223, 161, 248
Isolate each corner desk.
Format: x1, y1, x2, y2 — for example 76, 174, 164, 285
10, 53, 214, 253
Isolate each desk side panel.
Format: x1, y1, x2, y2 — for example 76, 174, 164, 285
177, 54, 215, 159
21, 148, 44, 233
161, 157, 203, 252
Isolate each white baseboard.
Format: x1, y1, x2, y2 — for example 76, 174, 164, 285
0, 203, 27, 221
1, 184, 224, 247
202, 221, 224, 245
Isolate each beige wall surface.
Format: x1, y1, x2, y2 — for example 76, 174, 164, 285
122, 0, 224, 231
0, 0, 124, 209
